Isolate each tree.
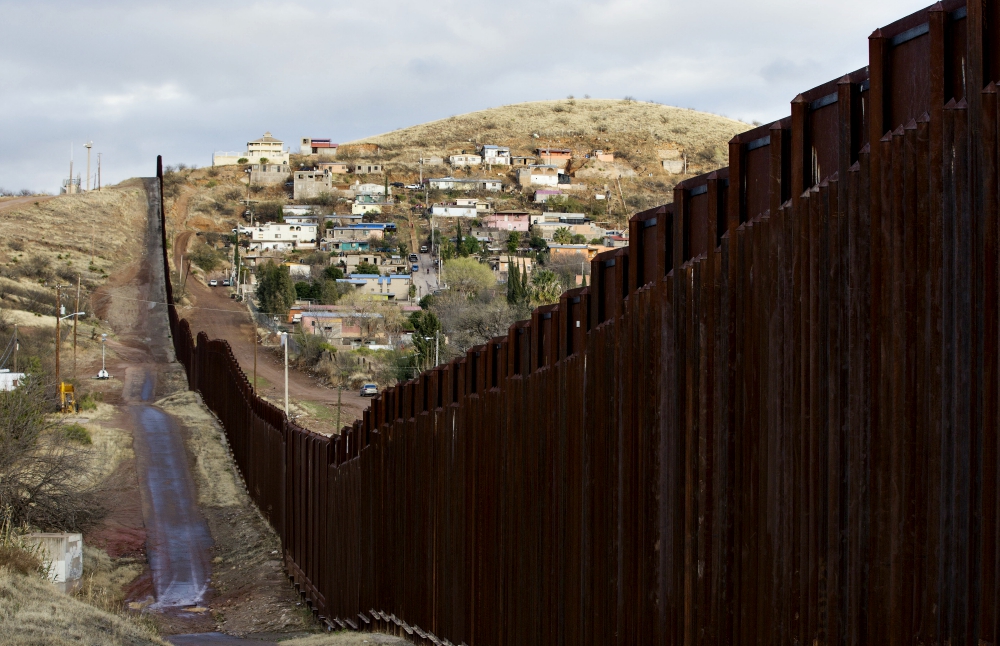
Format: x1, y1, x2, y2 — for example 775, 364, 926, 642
355, 261, 380, 275
552, 227, 573, 244
256, 201, 284, 222
444, 257, 495, 296
0, 377, 104, 530
530, 268, 562, 306
237, 157, 248, 164
506, 231, 521, 254
189, 241, 223, 273
323, 265, 344, 281
506, 258, 529, 307
295, 281, 319, 300
529, 234, 548, 250
409, 310, 441, 368
570, 234, 588, 244
455, 221, 465, 257
255, 261, 296, 317
320, 279, 348, 304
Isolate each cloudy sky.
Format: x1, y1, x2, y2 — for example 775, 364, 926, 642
1, 0, 929, 193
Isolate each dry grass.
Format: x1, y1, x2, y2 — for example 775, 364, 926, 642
0, 568, 167, 646
346, 98, 748, 175
0, 184, 148, 317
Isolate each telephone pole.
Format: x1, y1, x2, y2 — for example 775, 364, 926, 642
73, 276, 81, 379
84, 142, 93, 191
54, 286, 63, 384
97, 153, 102, 191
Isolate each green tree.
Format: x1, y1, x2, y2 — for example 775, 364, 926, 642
256, 201, 284, 222
570, 234, 588, 244
323, 265, 344, 281
530, 268, 562, 306
552, 227, 573, 244
320, 279, 348, 304
455, 222, 465, 257
409, 310, 441, 368
444, 257, 496, 296
506, 231, 521, 254
256, 260, 296, 317
461, 236, 481, 257
589, 237, 604, 245
529, 234, 548, 250
189, 242, 223, 273
295, 281, 319, 300
506, 258, 529, 307
355, 261, 380, 275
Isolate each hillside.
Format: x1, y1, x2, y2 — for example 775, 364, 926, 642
340, 98, 750, 218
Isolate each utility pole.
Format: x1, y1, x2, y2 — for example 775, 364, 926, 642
282, 332, 289, 416
84, 142, 93, 191
54, 286, 62, 384
68, 144, 74, 195
97, 153, 102, 191
253, 322, 258, 390
12, 324, 17, 373
73, 276, 81, 379
435, 329, 439, 367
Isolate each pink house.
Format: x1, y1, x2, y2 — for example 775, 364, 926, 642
483, 211, 531, 232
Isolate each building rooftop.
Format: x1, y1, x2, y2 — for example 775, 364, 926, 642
251, 131, 283, 143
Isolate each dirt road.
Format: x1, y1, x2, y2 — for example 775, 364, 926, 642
0, 194, 56, 213
172, 231, 366, 434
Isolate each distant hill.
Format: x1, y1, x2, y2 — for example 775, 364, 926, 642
339, 99, 749, 214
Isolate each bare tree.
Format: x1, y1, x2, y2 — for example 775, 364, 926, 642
0, 378, 104, 530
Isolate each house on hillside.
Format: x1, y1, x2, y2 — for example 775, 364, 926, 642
317, 161, 350, 174
517, 165, 560, 187
483, 211, 531, 232
326, 240, 370, 253
480, 145, 511, 165
353, 182, 388, 196
214, 131, 290, 166
449, 153, 482, 166
354, 163, 384, 174
300, 138, 339, 156
248, 223, 318, 251
293, 169, 333, 201
337, 274, 412, 301
533, 189, 564, 203
536, 147, 572, 167
427, 177, 502, 192
510, 156, 536, 166
592, 150, 614, 162
431, 203, 478, 217
250, 163, 291, 186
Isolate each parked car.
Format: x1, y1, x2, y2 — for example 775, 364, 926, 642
411, 264, 419, 273
222, 279, 231, 286
360, 383, 378, 397
419, 245, 428, 253
408, 253, 418, 262
405, 184, 422, 190
208, 279, 218, 286
390, 182, 404, 188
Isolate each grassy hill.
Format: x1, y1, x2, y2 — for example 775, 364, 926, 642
339, 98, 749, 219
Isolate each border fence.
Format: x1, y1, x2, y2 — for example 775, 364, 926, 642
159, 1, 1000, 642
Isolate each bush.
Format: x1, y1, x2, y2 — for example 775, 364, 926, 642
188, 242, 224, 273
355, 261, 380, 276
62, 424, 92, 445
0, 379, 104, 530
256, 201, 284, 222
237, 157, 249, 164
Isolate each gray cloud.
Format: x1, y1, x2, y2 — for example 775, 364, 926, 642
0, 0, 928, 192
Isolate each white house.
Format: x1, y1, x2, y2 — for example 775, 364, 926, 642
300, 137, 338, 156
517, 165, 561, 187
449, 154, 482, 166
353, 182, 388, 196
214, 132, 290, 167
248, 223, 318, 251
431, 203, 478, 217
427, 177, 502, 192
480, 145, 511, 165
337, 274, 412, 301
